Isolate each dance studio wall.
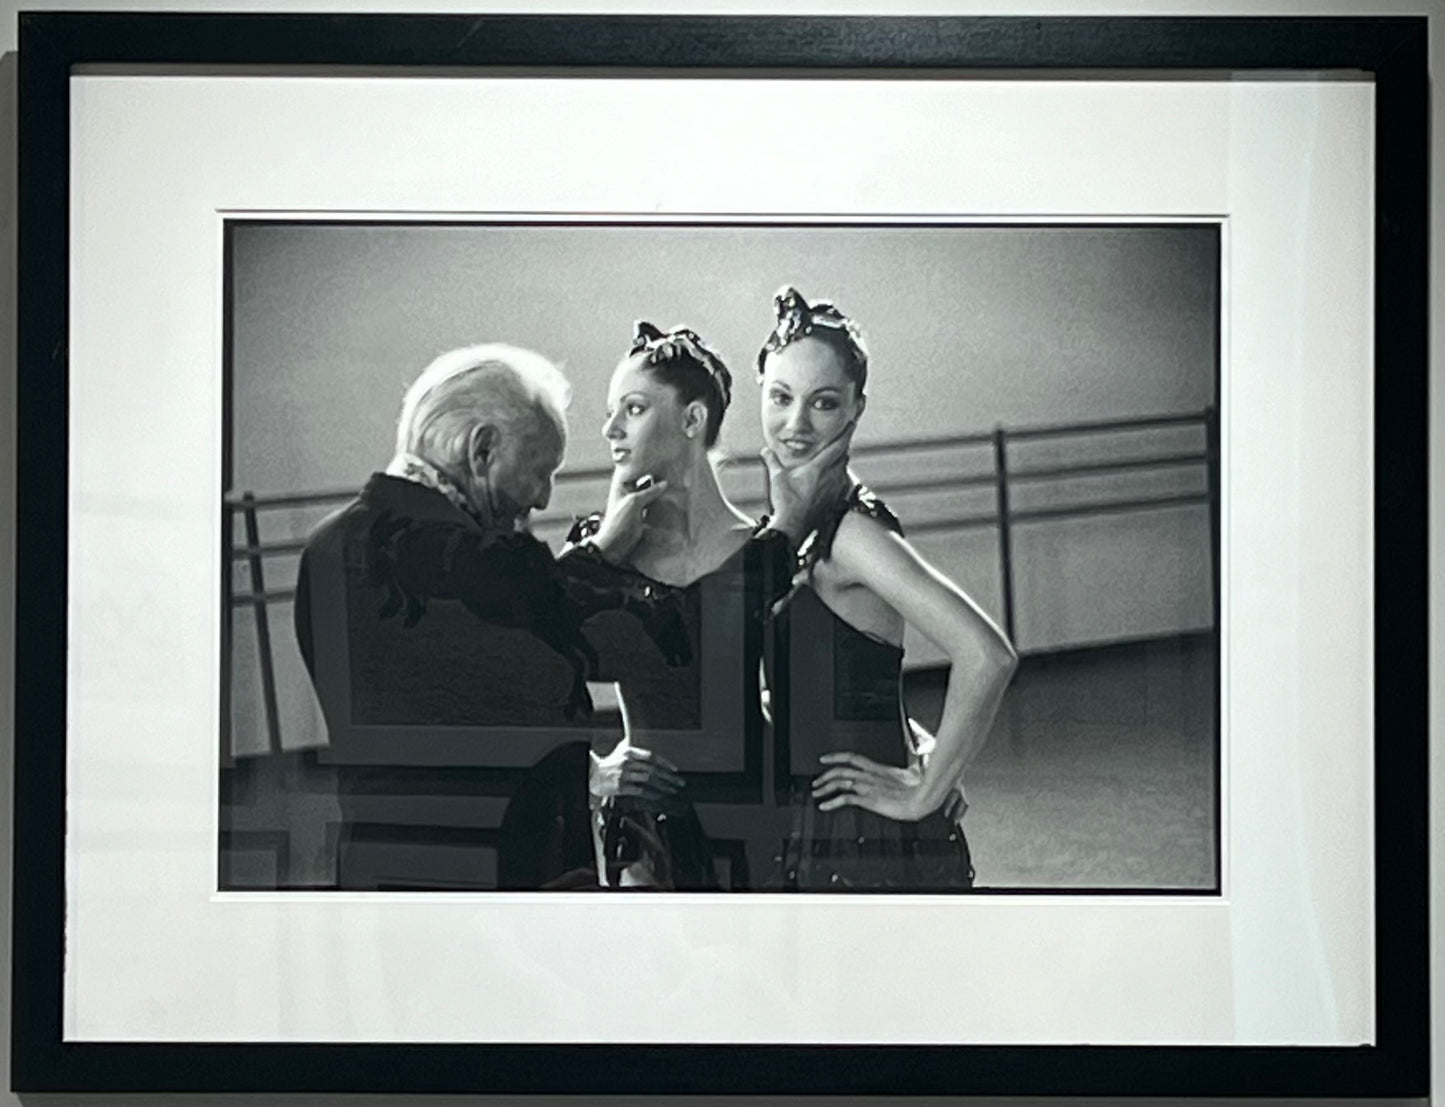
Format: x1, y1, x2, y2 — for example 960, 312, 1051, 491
227, 222, 1217, 744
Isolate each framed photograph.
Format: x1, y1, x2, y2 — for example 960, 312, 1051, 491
14, 11, 1428, 1096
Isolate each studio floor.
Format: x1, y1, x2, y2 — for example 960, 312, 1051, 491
907, 633, 1217, 890
222, 633, 1218, 892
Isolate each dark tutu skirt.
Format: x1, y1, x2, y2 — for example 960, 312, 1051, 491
772, 782, 976, 891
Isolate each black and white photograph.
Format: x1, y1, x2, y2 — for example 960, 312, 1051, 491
221, 219, 1220, 894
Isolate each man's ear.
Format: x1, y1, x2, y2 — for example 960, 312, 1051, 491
469, 423, 499, 474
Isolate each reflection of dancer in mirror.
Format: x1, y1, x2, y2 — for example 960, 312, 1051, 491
567, 321, 849, 888
758, 287, 1019, 890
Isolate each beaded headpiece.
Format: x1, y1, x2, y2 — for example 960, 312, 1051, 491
630, 320, 733, 413
755, 285, 869, 392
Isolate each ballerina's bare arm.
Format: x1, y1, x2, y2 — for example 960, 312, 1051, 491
811, 510, 1019, 820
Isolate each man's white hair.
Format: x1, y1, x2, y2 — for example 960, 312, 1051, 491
393, 343, 571, 476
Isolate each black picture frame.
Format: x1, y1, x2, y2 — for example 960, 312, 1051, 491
13, 12, 1428, 1096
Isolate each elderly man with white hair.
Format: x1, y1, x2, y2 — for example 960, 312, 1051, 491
293, 344, 693, 888
295, 343, 681, 728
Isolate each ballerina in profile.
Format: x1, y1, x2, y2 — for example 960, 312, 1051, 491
559, 320, 849, 889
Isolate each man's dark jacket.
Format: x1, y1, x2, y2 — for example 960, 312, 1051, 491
291, 474, 693, 890
294, 473, 687, 734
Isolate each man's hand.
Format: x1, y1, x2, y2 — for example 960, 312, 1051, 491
591, 475, 668, 563
762, 422, 855, 543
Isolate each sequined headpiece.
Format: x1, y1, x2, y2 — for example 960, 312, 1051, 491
629, 320, 734, 414
755, 285, 869, 394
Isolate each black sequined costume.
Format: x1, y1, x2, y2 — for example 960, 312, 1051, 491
535, 515, 793, 890
772, 483, 975, 891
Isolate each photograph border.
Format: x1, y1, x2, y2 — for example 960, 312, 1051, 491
14, 13, 1428, 1095
219, 211, 1225, 896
